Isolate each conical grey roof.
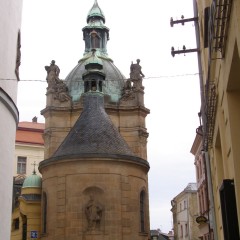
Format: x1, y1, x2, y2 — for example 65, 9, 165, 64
52, 92, 135, 158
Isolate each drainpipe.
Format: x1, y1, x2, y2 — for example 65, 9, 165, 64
192, 0, 218, 239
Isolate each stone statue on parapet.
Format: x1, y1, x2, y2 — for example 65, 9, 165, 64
44, 60, 71, 102
130, 59, 145, 80
121, 59, 145, 101
45, 60, 60, 87
130, 59, 145, 90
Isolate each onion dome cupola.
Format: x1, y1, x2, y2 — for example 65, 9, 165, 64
65, 0, 125, 103
22, 169, 42, 189
20, 167, 41, 204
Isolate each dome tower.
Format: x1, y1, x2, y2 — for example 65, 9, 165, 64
65, 0, 125, 103
40, 1, 150, 239
42, 0, 149, 162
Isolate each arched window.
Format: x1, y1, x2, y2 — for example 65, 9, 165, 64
42, 192, 47, 234
140, 190, 145, 232
90, 30, 100, 49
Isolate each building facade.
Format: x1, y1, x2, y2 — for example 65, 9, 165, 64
14, 118, 44, 177
196, 0, 240, 239
0, 0, 23, 239
191, 128, 214, 239
11, 172, 42, 240
171, 183, 201, 240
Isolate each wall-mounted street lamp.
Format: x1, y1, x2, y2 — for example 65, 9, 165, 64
170, 15, 199, 57
171, 45, 199, 57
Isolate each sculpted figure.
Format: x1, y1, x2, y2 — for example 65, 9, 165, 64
54, 80, 71, 102
45, 60, 60, 87
130, 59, 145, 80
130, 59, 145, 90
85, 195, 103, 230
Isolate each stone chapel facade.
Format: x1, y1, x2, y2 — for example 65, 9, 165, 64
11, 1, 150, 239
39, 1, 150, 239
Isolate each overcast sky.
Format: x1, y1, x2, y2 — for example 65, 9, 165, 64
18, 0, 200, 233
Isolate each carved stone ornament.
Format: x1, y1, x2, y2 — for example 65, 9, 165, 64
121, 79, 135, 101
45, 60, 71, 102
52, 80, 71, 102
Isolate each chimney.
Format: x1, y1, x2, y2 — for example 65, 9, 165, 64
32, 116, 37, 123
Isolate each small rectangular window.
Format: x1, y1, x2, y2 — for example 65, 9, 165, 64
17, 156, 27, 174
184, 200, 187, 209
13, 218, 19, 230
140, 190, 145, 232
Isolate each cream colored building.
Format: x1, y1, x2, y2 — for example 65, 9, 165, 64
196, 0, 240, 239
11, 120, 44, 240
171, 183, 200, 240
14, 119, 44, 177
0, 0, 23, 239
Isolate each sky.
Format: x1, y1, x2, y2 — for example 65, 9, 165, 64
18, 0, 201, 233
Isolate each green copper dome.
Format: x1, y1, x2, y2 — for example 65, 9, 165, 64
65, 53, 125, 103
87, 0, 105, 23
22, 173, 42, 188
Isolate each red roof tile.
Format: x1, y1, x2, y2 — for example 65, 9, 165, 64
16, 121, 45, 145
18, 121, 45, 130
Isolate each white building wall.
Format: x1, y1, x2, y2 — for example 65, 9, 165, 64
0, 0, 22, 101
14, 144, 44, 176
0, 0, 23, 239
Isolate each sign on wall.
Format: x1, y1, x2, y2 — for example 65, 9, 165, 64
30, 230, 38, 239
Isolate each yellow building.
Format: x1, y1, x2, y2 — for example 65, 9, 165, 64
11, 171, 42, 240
196, 0, 240, 239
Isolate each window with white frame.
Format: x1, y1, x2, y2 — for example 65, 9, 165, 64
184, 200, 187, 209
17, 156, 27, 174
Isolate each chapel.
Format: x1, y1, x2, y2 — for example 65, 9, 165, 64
11, 1, 150, 239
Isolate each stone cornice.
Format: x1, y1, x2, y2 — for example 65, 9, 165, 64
41, 103, 150, 115
39, 154, 150, 172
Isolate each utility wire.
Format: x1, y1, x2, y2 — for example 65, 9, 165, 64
0, 73, 199, 82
